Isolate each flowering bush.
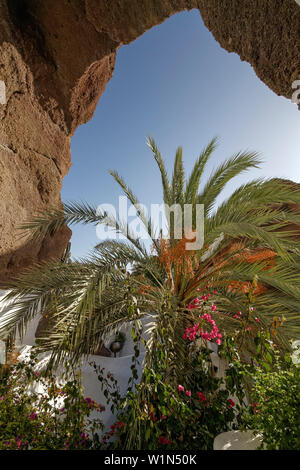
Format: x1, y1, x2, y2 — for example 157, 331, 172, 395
1, 283, 297, 451
96, 330, 248, 450
0, 351, 105, 450
96, 285, 295, 451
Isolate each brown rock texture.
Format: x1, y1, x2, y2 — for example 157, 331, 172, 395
0, 0, 299, 280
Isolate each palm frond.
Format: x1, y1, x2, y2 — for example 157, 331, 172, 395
20, 201, 107, 242
185, 137, 218, 204
198, 150, 261, 215
109, 170, 159, 251
171, 146, 185, 205
147, 136, 171, 205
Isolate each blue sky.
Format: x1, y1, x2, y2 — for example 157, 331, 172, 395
62, 10, 300, 259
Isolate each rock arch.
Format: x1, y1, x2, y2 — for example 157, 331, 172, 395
0, 0, 299, 279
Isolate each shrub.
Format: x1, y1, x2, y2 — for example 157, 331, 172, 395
0, 351, 105, 450
247, 346, 300, 450
96, 329, 249, 450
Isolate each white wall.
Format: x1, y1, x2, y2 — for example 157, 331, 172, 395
16, 322, 151, 434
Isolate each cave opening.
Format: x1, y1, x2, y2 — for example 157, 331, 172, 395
62, 10, 299, 259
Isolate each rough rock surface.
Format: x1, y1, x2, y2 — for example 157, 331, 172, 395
0, 0, 299, 280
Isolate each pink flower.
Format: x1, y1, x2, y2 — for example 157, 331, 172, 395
234, 315, 240, 319
29, 412, 37, 420
187, 303, 196, 310
197, 392, 207, 402
183, 309, 221, 345
255, 317, 260, 323
158, 436, 172, 446
161, 414, 166, 420
186, 390, 191, 397
247, 326, 252, 331
149, 411, 157, 422
252, 402, 260, 414
227, 399, 235, 407
178, 385, 184, 392
211, 304, 217, 311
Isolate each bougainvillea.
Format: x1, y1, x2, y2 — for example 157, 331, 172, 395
0, 352, 106, 450
185, 291, 223, 345
183, 311, 222, 345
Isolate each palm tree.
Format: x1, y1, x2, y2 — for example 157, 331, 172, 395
0, 137, 300, 376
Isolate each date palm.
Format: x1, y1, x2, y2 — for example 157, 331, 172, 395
0, 137, 300, 376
